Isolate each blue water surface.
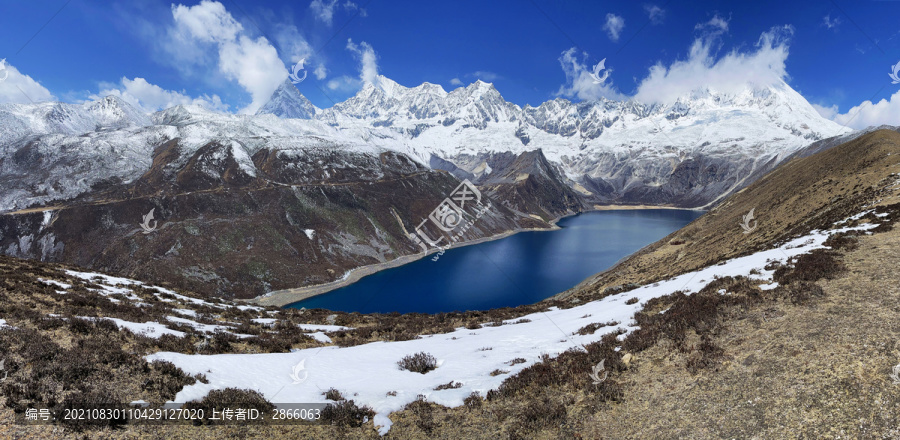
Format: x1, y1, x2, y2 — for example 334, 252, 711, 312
287, 209, 702, 314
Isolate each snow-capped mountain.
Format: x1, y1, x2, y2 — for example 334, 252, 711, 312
0, 75, 866, 300
274, 74, 843, 207
0, 95, 150, 146
255, 79, 319, 119
0, 74, 847, 212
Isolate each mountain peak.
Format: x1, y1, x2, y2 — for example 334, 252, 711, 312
411, 81, 448, 97
256, 78, 319, 119
83, 94, 151, 128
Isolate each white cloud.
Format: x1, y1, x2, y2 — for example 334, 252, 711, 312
342, 1, 366, 17
555, 48, 625, 101
695, 14, 729, 35
472, 71, 500, 82
633, 25, 794, 104
171, 1, 287, 113
811, 103, 838, 120
93, 77, 229, 112
218, 35, 287, 112
273, 23, 313, 65
346, 39, 378, 85
171, 0, 242, 43
310, 0, 339, 25
326, 75, 359, 92
825, 90, 900, 130
645, 5, 665, 25
310, 0, 365, 25
272, 20, 329, 83
604, 13, 625, 41
823, 14, 841, 30
314, 63, 328, 80
450, 78, 463, 86
0, 60, 55, 104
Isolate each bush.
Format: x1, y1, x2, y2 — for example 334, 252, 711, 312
774, 250, 845, 284
404, 396, 437, 433
685, 336, 724, 373
576, 321, 618, 336
67, 317, 96, 335
323, 388, 344, 401
397, 352, 437, 374
321, 400, 374, 428
823, 232, 859, 251
463, 391, 482, 409
784, 281, 826, 305
35, 316, 66, 330
433, 381, 461, 391
514, 395, 567, 436
57, 387, 127, 431
183, 388, 275, 424
144, 360, 197, 400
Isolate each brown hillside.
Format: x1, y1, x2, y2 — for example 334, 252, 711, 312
562, 129, 900, 301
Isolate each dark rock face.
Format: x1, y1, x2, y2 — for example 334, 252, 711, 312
0, 139, 560, 300
478, 149, 586, 219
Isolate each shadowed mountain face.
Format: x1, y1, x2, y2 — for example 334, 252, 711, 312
0, 137, 570, 299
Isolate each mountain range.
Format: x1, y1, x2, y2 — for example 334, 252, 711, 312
0, 74, 858, 298
261, 75, 846, 207
0, 74, 845, 213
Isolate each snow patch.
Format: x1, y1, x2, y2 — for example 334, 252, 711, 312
94, 317, 184, 339
147, 216, 879, 435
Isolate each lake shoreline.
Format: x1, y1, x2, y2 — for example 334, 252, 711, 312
251, 205, 695, 308
253, 218, 567, 308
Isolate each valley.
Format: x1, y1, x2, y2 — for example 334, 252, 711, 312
0, 75, 855, 302
2, 129, 899, 438
3, 1, 900, 437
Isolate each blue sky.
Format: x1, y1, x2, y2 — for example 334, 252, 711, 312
1, 0, 899, 128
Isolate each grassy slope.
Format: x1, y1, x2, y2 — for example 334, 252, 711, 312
560, 129, 900, 302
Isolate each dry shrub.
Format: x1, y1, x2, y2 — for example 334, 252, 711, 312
511, 395, 568, 438
144, 360, 197, 401
323, 388, 344, 401
397, 352, 437, 374
321, 400, 374, 428
774, 249, 845, 284
433, 381, 461, 391
576, 321, 618, 336
182, 388, 275, 425
404, 396, 437, 433
57, 387, 127, 431
463, 391, 482, 409
685, 335, 725, 373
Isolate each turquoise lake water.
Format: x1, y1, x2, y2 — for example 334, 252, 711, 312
287, 209, 703, 314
